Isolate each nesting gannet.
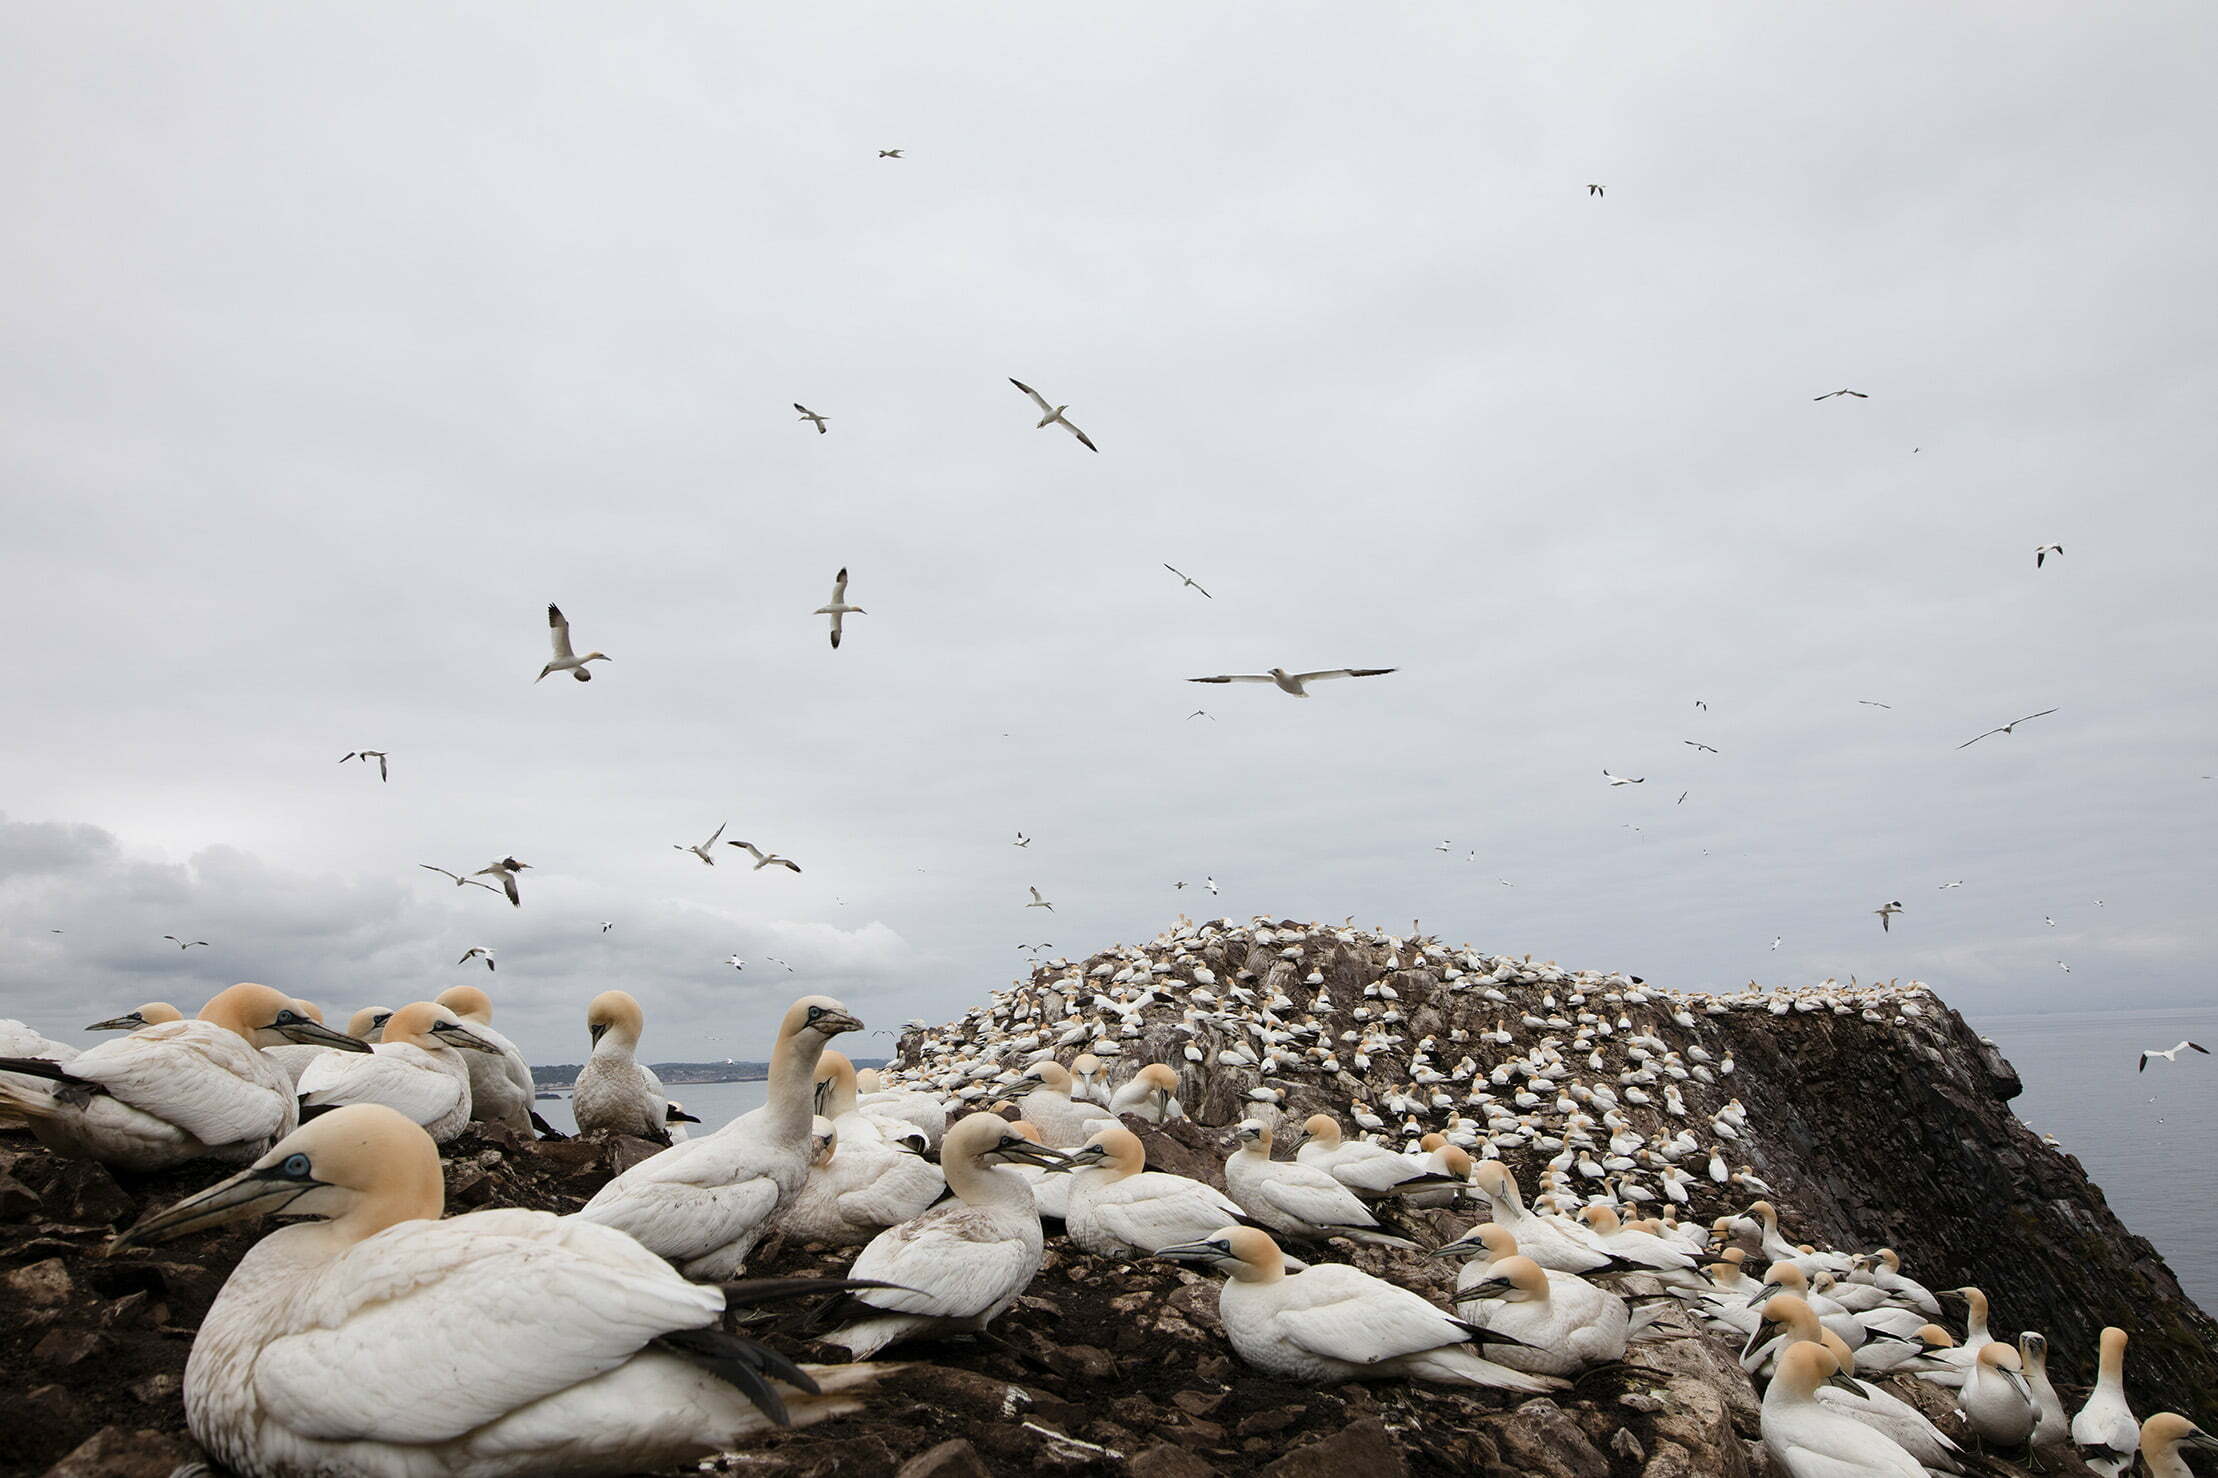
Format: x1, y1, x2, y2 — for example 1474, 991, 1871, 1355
1958, 1341, 2038, 1449
572, 990, 679, 1143
578, 996, 863, 1278
1107, 1062, 1183, 1123
2138, 1041, 2209, 1071
1187, 667, 1396, 697
2034, 543, 2062, 568
774, 1114, 944, 1246
1760, 1342, 1925, 1477
1465, 1161, 1615, 1274
2072, 1327, 2137, 1476
675, 821, 727, 864
1742, 1294, 1967, 1470
729, 841, 803, 873
2139, 1413, 2218, 1478
472, 856, 531, 907
85, 1001, 185, 1031
794, 402, 829, 432
1162, 563, 1212, 598
825, 1112, 1068, 1355
1222, 1120, 1414, 1247
1005, 1119, 1075, 1219
1451, 1254, 1628, 1376
1062, 1126, 1245, 1257
537, 602, 611, 682
1014, 1060, 1116, 1147
347, 1006, 394, 1043
457, 947, 495, 970
1009, 377, 1098, 452
1158, 1227, 1560, 1392
813, 568, 865, 650
1956, 707, 2058, 749
814, 1050, 929, 1150
433, 985, 541, 1137
0, 983, 367, 1171
338, 749, 389, 781
298, 1002, 500, 1145
1293, 1113, 1460, 1199
110, 1105, 885, 1477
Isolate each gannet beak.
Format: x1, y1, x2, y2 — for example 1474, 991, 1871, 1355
1825, 1369, 1864, 1395
1453, 1276, 1512, 1301
668, 1107, 702, 1124
430, 1021, 500, 1053
275, 1016, 375, 1053
812, 1079, 832, 1114
1060, 1143, 1114, 1171
2186, 1426, 2218, 1455
1155, 1239, 1229, 1267
995, 1139, 1074, 1171
109, 1156, 321, 1252
588, 1022, 609, 1044
85, 1012, 146, 1031
816, 1009, 864, 1036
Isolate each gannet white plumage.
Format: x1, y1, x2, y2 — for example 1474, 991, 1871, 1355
1186, 667, 1397, 697
1958, 1341, 2038, 1448
110, 1104, 886, 1478
1014, 1060, 1117, 1147
578, 996, 863, 1278
1222, 1120, 1415, 1248
1466, 1161, 1615, 1274
1107, 1062, 1183, 1123
1450, 1253, 1629, 1376
1062, 1126, 1245, 1257
824, 1111, 1069, 1356
2071, 1327, 2137, 1477
814, 1050, 928, 1150
1157, 1226, 1562, 1392
433, 985, 541, 1136
2019, 1332, 2070, 1454
571, 990, 677, 1143
813, 568, 865, 650
1742, 1294, 1968, 1471
773, 1114, 944, 1246
1009, 377, 1098, 452
537, 602, 610, 682
0, 983, 368, 1171
298, 1001, 500, 1145
854, 1067, 947, 1149
0, 1018, 79, 1129
1760, 1341, 1927, 1477
1293, 1113, 1461, 1199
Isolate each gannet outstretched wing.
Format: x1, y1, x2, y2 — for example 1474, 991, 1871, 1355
548, 604, 577, 665
1188, 673, 1279, 684
1287, 668, 1395, 684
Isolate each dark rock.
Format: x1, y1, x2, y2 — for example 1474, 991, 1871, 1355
31, 1327, 104, 1367
1258, 1416, 1407, 1478
1043, 1342, 1115, 1381
1494, 1399, 1609, 1478
39, 1425, 194, 1478
0, 1170, 40, 1218
893, 1438, 990, 1478
1129, 1442, 1217, 1478
4, 1256, 73, 1306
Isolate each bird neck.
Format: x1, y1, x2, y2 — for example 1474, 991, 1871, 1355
763, 1030, 829, 1141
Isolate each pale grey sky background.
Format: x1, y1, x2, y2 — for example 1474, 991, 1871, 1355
3, 3, 2213, 1067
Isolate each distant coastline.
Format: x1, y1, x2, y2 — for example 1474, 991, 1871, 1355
529, 1058, 886, 1091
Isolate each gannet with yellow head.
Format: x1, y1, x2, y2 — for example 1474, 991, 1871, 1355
1155, 1226, 1562, 1393
578, 995, 862, 1279
1222, 1120, 1417, 1248
297, 1001, 501, 1145
2140, 1414, 2218, 1478
1447, 1253, 1629, 1376
1760, 1341, 1926, 1477
1013, 1060, 1116, 1147
0, 983, 367, 1171
572, 990, 677, 1142
110, 1104, 889, 1478
2072, 1327, 2138, 1477
1061, 1125, 1245, 1256
84, 1001, 185, 1031
1106, 1061, 1183, 1123
1960, 1340, 2038, 1449
1741, 1294, 1967, 1470
773, 1068, 944, 1245
1293, 1112, 1463, 1199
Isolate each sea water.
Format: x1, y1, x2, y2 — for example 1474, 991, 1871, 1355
531, 1077, 770, 1137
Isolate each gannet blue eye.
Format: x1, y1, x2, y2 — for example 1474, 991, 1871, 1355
280, 1154, 311, 1178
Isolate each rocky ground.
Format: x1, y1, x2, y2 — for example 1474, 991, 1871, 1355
0, 1114, 2097, 1478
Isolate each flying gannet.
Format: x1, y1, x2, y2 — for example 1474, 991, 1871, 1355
1157, 1227, 1561, 1392
0, 983, 367, 1171
1602, 771, 1644, 786
2137, 1041, 2208, 1072
813, 568, 865, 649
729, 841, 803, 873
1874, 901, 1903, 932
164, 935, 211, 949
457, 947, 495, 971
1956, 708, 2058, 749
108, 1105, 889, 1477
472, 856, 531, 907
1187, 667, 1396, 697
1009, 378, 1098, 452
572, 990, 680, 1144
2035, 543, 2062, 568
675, 822, 727, 865
824, 1111, 1070, 1356
537, 603, 611, 683
577, 996, 863, 1278
1162, 563, 1212, 598
1813, 389, 1870, 400
297, 1001, 501, 1145
794, 403, 829, 433
419, 864, 502, 896
1026, 885, 1054, 910
338, 750, 389, 781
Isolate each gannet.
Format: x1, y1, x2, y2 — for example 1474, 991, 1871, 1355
2019, 1332, 2070, 1454
1107, 1062, 1183, 1123
824, 1112, 1069, 1355
578, 996, 862, 1278
877, 149, 902, 158
1742, 1294, 1968, 1470
674, 821, 726, 865
110, 1105, 886, 1477
472, 856, 531, 907
2071, 1327, 2137, 1477
1062, 1126, 1245, 1257
1222, 1121, 1415, 1248
2137, 1040, 2209, 1072
537, 602, 610, 682
1466, 1161, 1616, 1274
774, 1115, 943, 1246
1026, 885, 1054, 910
1157, 1227, 1561, 1393
1603, 770, 1645, 786
1399, 1138, 1476, 1209
0, 983, 367, 1171
1005, 1119, 1075, 1219
794, 402, 829, 432
85, 1002, 185, 1031
1760, 1342, 1926, 1477
1958, 1342, 2037, 1449
2140, 1414, 2218, 1478
1069, 1052, 1109, 1107
1956, 707, 2058, 749
298, 1001, 500, 1145
338, 749, 389, 781
2034, 543, 2063, 568
728, 841, 803, 873
347, 1006, 393, 1043
854, 1068, 948, 1149
456, 947, 495, 970
164, 934, 212, 948
1814, 388, 1870, 400
1293, 1113, 1460, 1199
572, 990, 679, 1142
1450, 1254, 1628, 1376
1009, 378, 1098, 452
0, 1019, 78, 1128
812, 567, 865, 649
1162, 563, 1212, 598
1874, 901, 1903, 931
258, 1000, 349, 1088
418, 864, 501, 896
433, 986, 541, 1137
1014, 1060, 1116, 1147
1576, 1204, 1698, 1273
1186, 667, 1396, 697
814, 1050, 929, 1149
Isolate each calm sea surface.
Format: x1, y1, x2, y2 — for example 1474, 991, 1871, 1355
1969, 1005, 2218, 1314
530, 1077, 770, 1137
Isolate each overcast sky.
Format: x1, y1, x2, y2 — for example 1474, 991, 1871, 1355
3, 3, 2212, 1067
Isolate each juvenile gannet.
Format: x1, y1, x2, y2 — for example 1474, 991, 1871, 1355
537, 602, 611, 682
675, 821, 727, 865
572, 990, 679, 1143
1014, 1060, 1116, 1147
1162, 563, 1212, 598
457, 947, 495, 970
825, 1112, 1068, 1355
85, 1001, 185, 1031
1106, 1062, 1182, 1122
1009, 378, 1098, 452
813, 568, 865, 649
794, 402, 829, 432
728, 841, 803, 873
1451, 1253, 1628, 1375
2137, 1041, 2209, 1072
1158, 1227, 1561, 1392
1293, 1113, 1460, 1199
338, 749, 389, 781
2034, 543, 2062, 568
472, 856, 531, 907
774, 1114, 943, 1246
578, 996, 863, 1278
1187, 667, 1396, 697
110, 1105, 885, 1476
1956, 707, 2058, 749
1760, 1342, 1925, 1477
1222, 1121, 1415, 1247
2072, 1327, 2137, 1476
298, 1001, 500, 1145
2139, 1413, 2218, 1478
0, 983, 367, 1171
433, 985, 542, 1137
1062, 1126, 1245, 1256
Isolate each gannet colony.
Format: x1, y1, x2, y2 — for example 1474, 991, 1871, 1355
2, 918, 2215, 1476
